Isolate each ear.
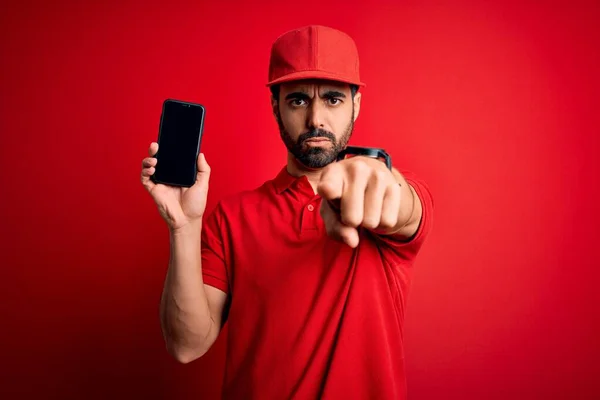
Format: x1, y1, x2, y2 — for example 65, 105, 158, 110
271, 95, 279, 118
352, 91, 361, 122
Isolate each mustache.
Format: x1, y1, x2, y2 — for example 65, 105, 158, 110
297, 128, 336, 144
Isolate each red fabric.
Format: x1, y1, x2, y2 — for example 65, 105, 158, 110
201, 166, 434, 399
266, 25, 366, 87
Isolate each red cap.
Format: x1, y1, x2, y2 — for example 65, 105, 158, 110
266, 25, 365, 87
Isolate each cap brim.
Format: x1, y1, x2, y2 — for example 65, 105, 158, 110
266, 70, 366, 87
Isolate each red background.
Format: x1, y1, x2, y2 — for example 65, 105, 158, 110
1, 1, 599, 399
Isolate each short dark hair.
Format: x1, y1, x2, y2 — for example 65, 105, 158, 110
270, 84, 359, 102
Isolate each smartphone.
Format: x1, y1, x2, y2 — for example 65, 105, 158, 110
151, 99, 206, 187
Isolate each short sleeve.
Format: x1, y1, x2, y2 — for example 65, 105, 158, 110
201, 203, 230, 294
369, 170, 435, 264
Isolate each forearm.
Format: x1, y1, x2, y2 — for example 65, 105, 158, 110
392, 168, 416, 227
160, 220, 215, 361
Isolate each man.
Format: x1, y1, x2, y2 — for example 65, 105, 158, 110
141, 25, 433, 399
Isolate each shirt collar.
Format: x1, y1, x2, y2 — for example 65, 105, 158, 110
272, 166, 312, 194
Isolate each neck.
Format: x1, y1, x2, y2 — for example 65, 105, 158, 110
286, 153, 323, 193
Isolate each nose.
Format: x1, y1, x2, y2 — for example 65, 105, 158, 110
307, 100, 325, 129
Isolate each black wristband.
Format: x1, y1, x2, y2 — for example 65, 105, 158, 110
336, 146, 392, 170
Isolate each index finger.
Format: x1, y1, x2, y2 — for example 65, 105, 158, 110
316, 163, 344, 201
320, 200, 360, 248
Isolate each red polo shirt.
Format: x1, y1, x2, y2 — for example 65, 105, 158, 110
201, 166, 434, 399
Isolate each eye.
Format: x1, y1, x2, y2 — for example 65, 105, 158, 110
327, 98, 342, 105
290, 98, 307, 107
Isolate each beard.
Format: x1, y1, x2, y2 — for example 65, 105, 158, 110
276, 109, 354, 169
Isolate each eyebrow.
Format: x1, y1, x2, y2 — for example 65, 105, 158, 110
284, 90, 347, 100
285, 92, 310, 100
322, 90, 346, 98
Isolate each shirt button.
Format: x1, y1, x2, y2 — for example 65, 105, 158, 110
307, 204, 315, 212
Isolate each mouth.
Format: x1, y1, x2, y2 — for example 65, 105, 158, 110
304, 138, 330, 143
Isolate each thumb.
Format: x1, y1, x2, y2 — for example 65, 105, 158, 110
196, 153, 211, 183
339, 225, 360, 248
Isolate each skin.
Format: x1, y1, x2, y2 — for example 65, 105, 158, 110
141, 148, 226, 363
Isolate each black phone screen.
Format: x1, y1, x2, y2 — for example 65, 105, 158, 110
153, 100, 205, 187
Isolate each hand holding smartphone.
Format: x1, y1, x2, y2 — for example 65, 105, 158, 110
141, 99, 210, 231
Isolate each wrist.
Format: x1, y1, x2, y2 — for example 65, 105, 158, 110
170, 218, 202, 238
